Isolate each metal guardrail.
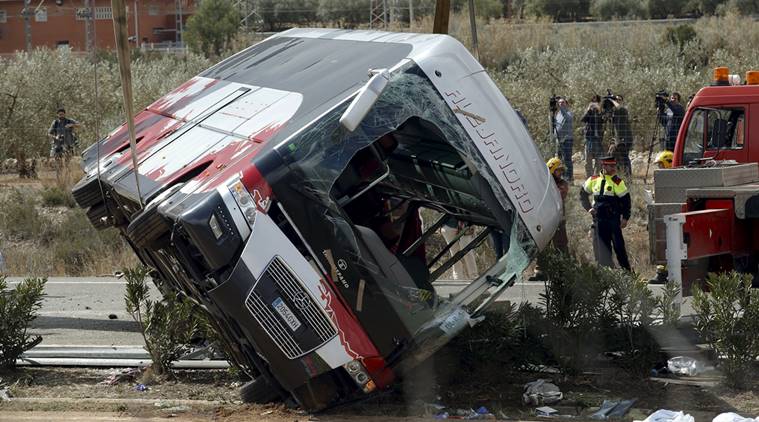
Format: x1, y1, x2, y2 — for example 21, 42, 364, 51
18, 345, 229, 368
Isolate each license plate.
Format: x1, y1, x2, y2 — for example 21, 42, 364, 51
272, 297, 302, 331
440, 308, 468, 334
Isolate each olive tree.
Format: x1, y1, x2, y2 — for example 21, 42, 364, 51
184, 0, 241, 58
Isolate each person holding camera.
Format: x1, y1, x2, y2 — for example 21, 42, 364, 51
48, 108, 80, 158
607, 95, 633, 179
657, 91, 684, 151
553, 97, 574, 182
581, 94, 604, 178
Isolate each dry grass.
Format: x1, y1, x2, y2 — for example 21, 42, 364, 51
0, 167, 138, 277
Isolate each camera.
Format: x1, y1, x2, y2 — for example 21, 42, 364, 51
602, 89, 617, 113
655, 90, 669, 109
549, 95, 559, 113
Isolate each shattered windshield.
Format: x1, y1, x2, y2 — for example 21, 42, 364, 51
272, 62, 537, 334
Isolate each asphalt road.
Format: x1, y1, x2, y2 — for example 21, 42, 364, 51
7, 277, 693, 347
6, 276, 158, 347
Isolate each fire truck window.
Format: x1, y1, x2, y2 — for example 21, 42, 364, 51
683, 109, 705, 162
706, 108, 744, 150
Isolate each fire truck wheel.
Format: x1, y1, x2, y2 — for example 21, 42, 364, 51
240, 377, 281, 404
86, 203, 112, 230
72, 174, 104, 208
126, 204, 170, 249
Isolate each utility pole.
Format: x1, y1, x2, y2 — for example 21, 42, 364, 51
432, 0, 450, 34
467, 0, 479, 60
22, 0, 32, 51
82, 0, 95, 56
369, 0, 387, 29
409, 0, 414, 28
175, 0, 183, 44
134, 0, 139, 48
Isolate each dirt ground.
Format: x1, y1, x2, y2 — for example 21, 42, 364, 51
1, 364, 757, 421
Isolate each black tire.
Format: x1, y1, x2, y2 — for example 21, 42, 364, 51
72, 175, 104, 208
240, 377, 281, 404
86, 203, 111, 230
126, 204, 170, 249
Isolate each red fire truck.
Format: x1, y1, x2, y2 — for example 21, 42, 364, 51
650, 67, 759, 299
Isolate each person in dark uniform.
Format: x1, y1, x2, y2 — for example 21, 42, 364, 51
579, 156, 631, 270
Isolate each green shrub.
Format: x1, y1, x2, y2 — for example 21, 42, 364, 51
537, 249, 616, 372
124, 266, 203, 377
448, 301, 555, 372
534, 249, 663, 375
590, 0, 645, 19
692, 271, 759, 389
657, 280, 681, 326
665, 24, 700, 51
0, 276, 46, 369
606, 270, 660, 373
40, 186, 76, 208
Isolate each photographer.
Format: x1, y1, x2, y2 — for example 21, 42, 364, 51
552, 97, 574, 182
581, 94, 604, 178
604, 94, 633, 179
48, 108, 80, 158
657, 91, 684, 151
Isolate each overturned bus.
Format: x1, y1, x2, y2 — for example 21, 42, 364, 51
72, 29, 562, 410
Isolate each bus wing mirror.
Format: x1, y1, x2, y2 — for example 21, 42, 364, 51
340, 69, 390, 132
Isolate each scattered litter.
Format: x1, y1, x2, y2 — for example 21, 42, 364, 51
649, 377, 718, 387
419, 401, 447, 415
108, 314, 118, 320
260, 410, 274, 416
0, 388, 11, 401
635, 409, 695, 422
134, 383, 148, 392
523, 364, 561, 374
434, 408, 497, 420
523, 379, 563, 405
114, 271, 124, 278
85, 306, 91, 310
667, 356, 703, 376
536, 406, 559, 417
713, 413, 759, 422
99, 368, 142, 386
590, 399, 637, 420
161, 405, 190, 413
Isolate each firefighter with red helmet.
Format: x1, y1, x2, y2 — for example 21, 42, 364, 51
580, 155, 631, 270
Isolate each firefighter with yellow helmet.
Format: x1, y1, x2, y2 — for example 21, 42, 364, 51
530, 157, 570, 280
654, 150, 674, 169
547, 157, 569, 253
580, 155, 631, 270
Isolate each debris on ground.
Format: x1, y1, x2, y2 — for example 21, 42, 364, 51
98, 367, 142, 386
712, 413, 759, 422
433, 406, 495, 420
667, 357, 704, 376
160, 405, 191, 413
590, 399, 637, 420
523, 379, 563, 405
135, 383, 148, 392
0, 387, 11, 401
108, 313, 118, 320
535, 406, 559, 417
636, 409, 695, 422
